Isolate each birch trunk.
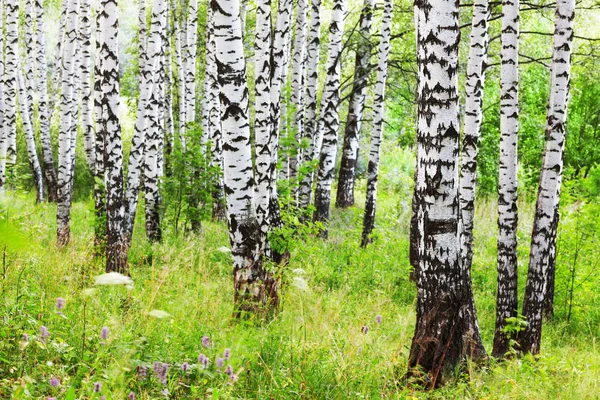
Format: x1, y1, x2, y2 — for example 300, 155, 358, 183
23, 0, 37, 140
4, 0, 18, 170
459, 0, 490, 279
56, 0, 80, 247
185, 0, 197, 130
287, 0, 308, 192
124, 0, 150, 240
298, 0, 322, 210
360, 0, 392, 248
163, 1, 175, 163
80, 0, 95, 171
254, 0, 272, 248
493, 0, 520, 358
212, 0, 278, 314
0, 0, 5, 193
93, 8, 106, 249
35, 0, 59, 201
98, 0, 129, 272
17, 68, 45, 202
408, 0, 486, 383
335, 0, 374, 208
175, 12, 186, 150
143, 0, 167, 242
312, 0, 347, 236
520, 0, 574, 355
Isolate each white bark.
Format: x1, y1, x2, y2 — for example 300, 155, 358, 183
360, 0, 393, 247
184, 0, 198, 130
80, 0, 95, 170
175, 13, 186, 149
4, 0, 18, 168
312, 0, 347, 232
298, 0, 322, 209
0, 0, 8, 192
56, 0, 80, 246
521, 0, 575, 355
288, 0, 309, 187
17, 68, 45, 202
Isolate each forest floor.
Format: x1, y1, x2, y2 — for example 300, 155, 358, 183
1, 159, 599, 398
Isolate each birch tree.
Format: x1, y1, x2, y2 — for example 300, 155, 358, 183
3, 0, 18, 172
184, 0, 197, 131
287, 0, 308, 191
56, 0, 80, 246
212, 0, 278, 313
143, 0, 167, 242
98, 0, 129, 271
312, 0, 347, 235
0, 0, 8, 193
35, 0, 59, 201
80, 0, 95, 171
408, 0, 486, 382
459, 0, 490, 278
336, 0, 374, 208
17, 69, 45, 202
520, 0, 575, 355
493, 0, 520, 358
298, 0, 322, 210
360, 0, 392, 248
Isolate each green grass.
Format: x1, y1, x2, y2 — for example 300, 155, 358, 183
1, 163, 599, 399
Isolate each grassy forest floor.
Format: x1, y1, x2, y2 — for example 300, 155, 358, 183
1, 150, 600, 399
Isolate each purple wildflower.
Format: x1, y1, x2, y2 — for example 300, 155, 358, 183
138, 365, 148, 380
181, 362, 189, 372
225, 365, 233, 376
128, 392, 136, 400
153, 362, 168, 384
161, 388, 170, 397
198, 353, 209, 368
230, 373, 238, 383
47, 397, 56, 400
223, 348, 231, 360
56, 298, 66, 310
216, 358, 224, 370
100, 397, 106, 400
94, 382, 102, 392
361, 325, 369, 335
100, 327, 109, 341
40, 326, 50, 342
376, 315, 382, 324
49, 377, 60, 388
22, 333, 29, 342
201, 335, 210, 348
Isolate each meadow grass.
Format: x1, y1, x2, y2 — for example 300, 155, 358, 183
1, 171, 599, 399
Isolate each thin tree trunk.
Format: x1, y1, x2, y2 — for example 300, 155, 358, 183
50, 0, 68, 113
542, 204, 559, 319
17, 69, 45, 202
56, 0, 80, 247
176, 7, 186, 150
287, 0, 308, 195
80, 0, 95, 171
212, 0, 278, 314
298, 0, 322, 210
98, 0, 129, 272
185, 0, 197, 130
360, 0, 392, 248
493, 0, 520, 358
124, 0, 151, 241
23, 0, 37, 146
0, 0, 5, 193
312, 0, 347, 236
164, 0, 175, 165
459, 0, 490, 282
254, 0, 273, 250
4, 0, 18, 171
408, 0, 486, 384
93, 7, 106, 251
520, 0, 574, 355
35, 0, 59, 201
335, 0, 374, 209
143, 0, 167, 242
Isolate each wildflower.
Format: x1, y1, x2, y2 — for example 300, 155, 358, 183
47, 397, 56, 400
201, 335, 210, 348
40, 326, 50, 342
100, 327, 109, 341
161, 388, 170, 398
94, 382, 102, 392
361, 325, 369, 334
181, 362, 189, 372
23, 333, 29, 342
148, 310, 171, 319
225, 365, 233, 376
128, 392, 136, 400
100, 397, 106, 400
230, 373, 238, 383
94, 272, 133, 286
216, 358, 224, 370
153, 362, 168, 384
198, 354, 209, 368
138, 365, 148, 380
223, 348, 230, 360
49, 377, 60, 387
376, 315, 382, 324
56, 298, 66, 310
